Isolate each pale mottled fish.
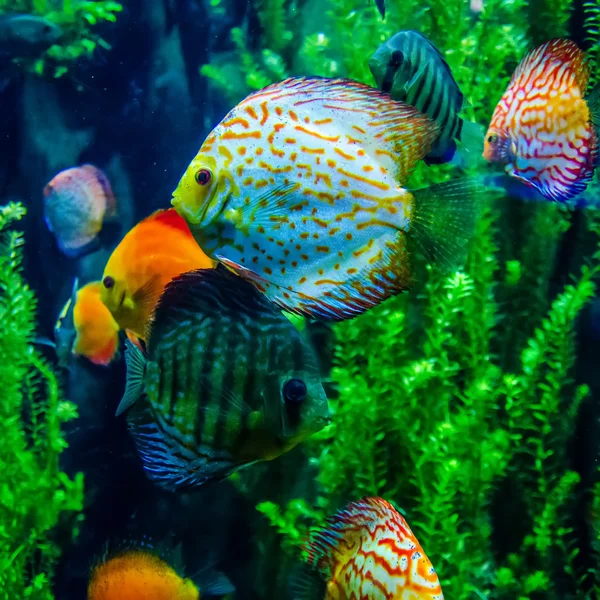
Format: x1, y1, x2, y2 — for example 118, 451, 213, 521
484, 38, 600, 202
116, 266, 329, 491
44, 164, 117, 258
172, 76, 482, 321
368, 30, 482, 165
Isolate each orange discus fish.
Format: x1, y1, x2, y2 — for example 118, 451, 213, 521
172, 76, 481, 321
87, 544, 234, 600
44, 164, 117, 257
483, 38, 600, 202
297, 497, 444, 600
55, 280, 120, 367
100, 208, 214, 340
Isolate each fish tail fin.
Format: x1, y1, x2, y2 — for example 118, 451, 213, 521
408, 176, 486, 271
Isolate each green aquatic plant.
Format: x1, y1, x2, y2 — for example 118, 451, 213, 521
0, 0, 122, 78
0, 203, 83, 599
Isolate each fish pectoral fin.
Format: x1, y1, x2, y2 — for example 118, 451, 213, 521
230, 179, 298, 232
132, 273, 162, 310
116, 338, 146, 416
409, 176, 487, 272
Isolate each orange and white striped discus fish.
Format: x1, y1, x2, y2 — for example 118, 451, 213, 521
172, 76, 481, 321
295, 497, 444, 599
483, 38, 600, 202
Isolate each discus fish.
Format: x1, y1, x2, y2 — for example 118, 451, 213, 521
88, 542, 234, 600
55, 280, 120, 367
44, 164, 116, 257
296, 497, 444, 599
483, 38, 600, 202
368, 30, 483, 165
0, 14, 61, 58
116, 266, 329, 491
172, 76, 481, 321
100, 208, 214, 341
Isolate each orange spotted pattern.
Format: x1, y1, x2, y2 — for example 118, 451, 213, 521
172, 77, 439, 320
483, 38, 597, 202
305, 497, 444, 600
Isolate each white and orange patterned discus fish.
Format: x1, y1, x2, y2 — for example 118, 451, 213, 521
483, 38, 600, 203
172, 76, 481, 321
295, 497, 444, 599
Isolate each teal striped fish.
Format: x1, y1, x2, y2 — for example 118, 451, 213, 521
368, 30, 482, 165
116, 266, 329, 491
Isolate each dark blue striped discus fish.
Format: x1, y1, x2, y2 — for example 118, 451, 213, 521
116, 266, 330, 491
368, 30, 482, 165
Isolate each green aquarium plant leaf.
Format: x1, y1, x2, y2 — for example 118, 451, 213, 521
0, 203, 83, 599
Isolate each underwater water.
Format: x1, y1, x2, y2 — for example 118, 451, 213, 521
3, 0, 600, 598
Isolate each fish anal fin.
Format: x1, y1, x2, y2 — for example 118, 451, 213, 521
116, 339, 146, 416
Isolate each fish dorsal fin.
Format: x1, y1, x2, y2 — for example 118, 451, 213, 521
116, 338, 147, 416
238, 76, 439, 183
141, 207, 194, 237
513, 38, 590, 92
305, 498, 384, 576
148, 265, 280, 345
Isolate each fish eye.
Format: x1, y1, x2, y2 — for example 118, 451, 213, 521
195, 169, 212, 186
283, 378, 307, 405
487, 134, 498, 144
103, 276, 115, 289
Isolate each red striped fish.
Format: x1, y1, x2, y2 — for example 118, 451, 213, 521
483, 38, 600, 202
297, 497, 444, 599
172, 76, 481, 321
